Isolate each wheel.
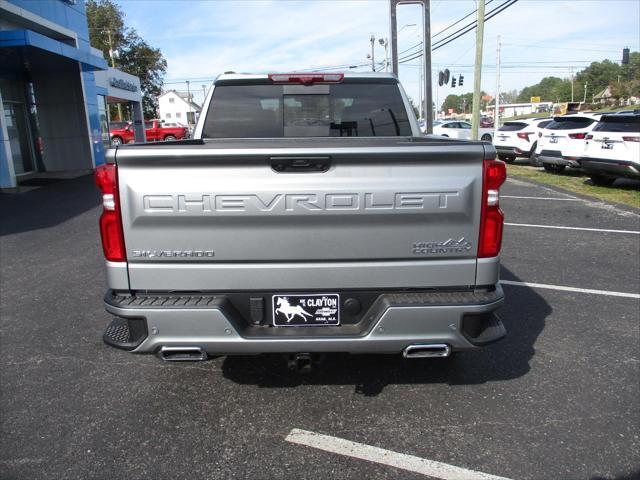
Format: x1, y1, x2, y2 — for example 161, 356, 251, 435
589, 174, 615, 186
498, 154, 516, 164
441, 134, 449, 137
543, 164, 566, 173
110, 136, 123, 146
164, 135, 177, 141
481, 134, 492, 142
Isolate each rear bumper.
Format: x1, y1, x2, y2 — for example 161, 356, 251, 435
495, 145, 526, 157
580, 158, 640, 180
538, 150, 581, 167
102, 285, 506, 356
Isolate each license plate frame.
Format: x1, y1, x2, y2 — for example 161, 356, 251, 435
272, 294, 340, 327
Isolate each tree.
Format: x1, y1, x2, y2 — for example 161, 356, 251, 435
407, 97, 420, 118
86, 0, 167, 118
517, 76, 571, 103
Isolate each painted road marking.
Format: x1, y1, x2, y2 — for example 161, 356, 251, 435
501, 195, 581, 201
285, 429, 511, 480
501, 280, 640, 299
505, 222, 640, 235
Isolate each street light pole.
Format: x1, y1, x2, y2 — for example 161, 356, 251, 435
186, 80, 192, 126
494, 35, 501, 139
378, 38, 389, 72
370, 35, 376, 71
471, 0, 485, 141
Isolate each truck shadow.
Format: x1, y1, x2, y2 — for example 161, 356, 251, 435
0, 175, 100, 236
221, 267, 550, 396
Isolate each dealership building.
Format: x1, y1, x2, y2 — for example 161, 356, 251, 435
0, 0, 143, 191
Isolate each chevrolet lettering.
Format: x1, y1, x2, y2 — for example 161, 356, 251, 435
95, 72, 507, 365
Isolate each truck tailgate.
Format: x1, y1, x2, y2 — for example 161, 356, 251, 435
115, 139, 485, 291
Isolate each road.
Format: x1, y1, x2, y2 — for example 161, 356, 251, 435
1, 175, 639, 480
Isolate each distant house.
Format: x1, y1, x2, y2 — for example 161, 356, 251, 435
593, 86, 614, 105
158, 90, 201, 127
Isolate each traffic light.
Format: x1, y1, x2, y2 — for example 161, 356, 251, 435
622, 47, 630, 65
451, 76, 457, 88
438, 71, 444, 87
444, 69, 450, 84
458, 75, 464, 86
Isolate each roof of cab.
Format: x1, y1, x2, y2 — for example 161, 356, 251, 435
214, 72, 398, 82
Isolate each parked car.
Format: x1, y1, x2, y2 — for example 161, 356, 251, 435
494, 118, 553, 165
535, 114, 601, 173
109, 121, 130, 131
109, 119, 189, 145
579, 114, 640, 185
94, 71, 507, 364
480, 116, 494, 128
613, 109, 640, 115
432, 120, 494, 141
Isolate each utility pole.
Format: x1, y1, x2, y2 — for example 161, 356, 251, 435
202, 84, 207, 104
370, 35, 376, 71
494, 35, 501, 139
570, 67, 574, 102
105, 29, 124, 121
186, 80, 192, 127
583, 82, 588, 103
422, 1, 433, 131
471, 0, 485, 140
389, 0, 432, 133
418, 50, 424, 119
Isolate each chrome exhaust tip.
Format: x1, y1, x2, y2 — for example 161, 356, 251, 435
402, 344, 451, 359
158, 346, 208, 362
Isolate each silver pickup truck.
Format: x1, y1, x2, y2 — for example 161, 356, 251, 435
95, 72, 507, 364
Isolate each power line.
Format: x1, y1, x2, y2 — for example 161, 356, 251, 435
399, 0, 519, 63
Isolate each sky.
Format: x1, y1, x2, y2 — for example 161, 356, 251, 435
114, 0, 640, 108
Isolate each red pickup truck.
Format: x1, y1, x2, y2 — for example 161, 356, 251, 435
109, 120, 188, 145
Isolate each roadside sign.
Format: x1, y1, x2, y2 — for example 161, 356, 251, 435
530, 96, 541, 103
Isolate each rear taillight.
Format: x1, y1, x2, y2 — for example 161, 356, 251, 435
568, 132, 587, 139
95, 164, 126, 262
623, 136, 640, 142
268, 73, 344, 85
517, 132, 533, 142
479, 156, 507, 258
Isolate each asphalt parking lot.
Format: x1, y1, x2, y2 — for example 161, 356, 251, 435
1, 175, 639, 480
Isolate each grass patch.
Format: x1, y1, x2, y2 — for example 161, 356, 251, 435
506, 164, 640, 209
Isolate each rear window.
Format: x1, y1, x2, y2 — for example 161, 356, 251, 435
202, 82, 412, 138
592, 116, 640, 133
499, 122, 527, 131
537, 120, 552, 129
546, 117, 596, 130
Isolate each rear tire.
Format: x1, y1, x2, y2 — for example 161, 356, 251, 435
481, 134, 492, 142
543, 164, 565, 173
589, 174, 616, 186
164, 135, 177, 141
110, 136, 123, 146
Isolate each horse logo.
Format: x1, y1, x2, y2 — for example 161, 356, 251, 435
274, 297, 313, 323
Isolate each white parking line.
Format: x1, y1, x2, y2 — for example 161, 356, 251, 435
501, 195, 581, 201
505, 222, 640, 235
501, 280, 640, 299
285, 429, 511, 480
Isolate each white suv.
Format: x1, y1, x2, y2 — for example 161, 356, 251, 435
536, 114, 601, 173
494, 118, 553, 165
580, 114, 640, 185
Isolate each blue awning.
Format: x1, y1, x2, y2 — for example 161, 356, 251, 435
0, 29, 108, 71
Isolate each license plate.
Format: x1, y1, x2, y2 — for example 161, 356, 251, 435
549, 137, 559, 144
272, 294, 340, 327
601, 142, 614, 150
499, 136, 507, 141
